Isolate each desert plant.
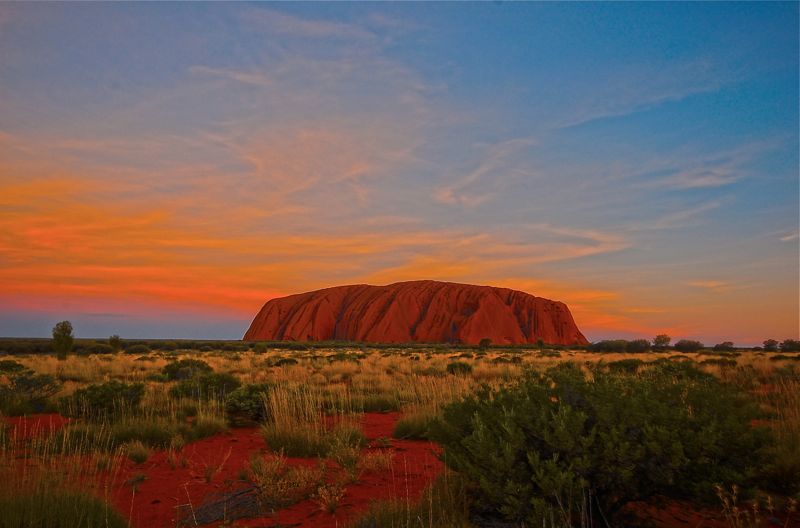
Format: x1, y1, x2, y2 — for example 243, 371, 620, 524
0, 490, 127, 528
162, 358, 213, 380
431, 362, 769, 525
168, 372, 240, 401
674, 339, 704, 352
61, 381, 145, 418
225, 383, 272, 426
125, 440, 150, 464
446, 361, 472, 376
763, 339, 779, 352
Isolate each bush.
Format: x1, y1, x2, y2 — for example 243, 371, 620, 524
0, 490, 127, 528
225, 383, 272, 426
0, 372, 61, 415
169, 372, 240, 400
674, 339, 704, 352
162, 358, 213, 380
713, 341, 736, 352
52, 321, 74, 361
61, 381, 145, 419
431, 362, 768, 525
446, 361, 473, 376
124, 344, 150, 355
0, 360, 27, 374
272, 357, 298, 367
607, 358, 645, 373
87, 343, 114, 355
626, 339, 651, 353
587, 340, 629, 353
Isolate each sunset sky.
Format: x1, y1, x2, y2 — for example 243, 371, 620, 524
1, 3, 797, 345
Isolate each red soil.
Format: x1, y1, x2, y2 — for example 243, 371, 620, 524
244, 280, 588, 346
111, 411, 442, 528
4, 413, 69, 441
6, 413, 798, 527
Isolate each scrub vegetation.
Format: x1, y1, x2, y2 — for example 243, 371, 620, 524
0, 335, 798, 527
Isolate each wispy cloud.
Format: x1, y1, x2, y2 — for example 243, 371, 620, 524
434, 137, 537, 207
243, 7, 376, 41
780, 231, 799, 242
686, 280, 730, 292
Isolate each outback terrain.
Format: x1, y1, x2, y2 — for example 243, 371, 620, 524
1, 337, 798, 527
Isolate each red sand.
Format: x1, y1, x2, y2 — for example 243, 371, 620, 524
5, 413, 798, 527
111, 412, 442, 528
4, 413, 69, 441
244, 280, 588, 346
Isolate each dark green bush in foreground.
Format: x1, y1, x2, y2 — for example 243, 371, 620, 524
0, 490, 127, 528
0, 372, 61, 415
169, 372, 241, 400
225, 383, 272, 426
431, 362, 769, 525
445, 361, 472, 376
162, 358, 213, 380
60, 381, 144, 419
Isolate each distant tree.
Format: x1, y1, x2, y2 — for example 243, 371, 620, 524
52, 321, 74, 361
713, 341, 735, 352
763, 339, 779, 352
653, 334, 671, 349
627, 339, 651, 353
779, 339, 800, 352
478, 338, 492, 350
674, 339, 704, 353
108, 335, 122, 352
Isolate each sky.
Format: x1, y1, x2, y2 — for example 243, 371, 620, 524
0, 2, 797, 345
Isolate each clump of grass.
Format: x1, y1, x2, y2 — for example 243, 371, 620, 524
358, 450, 394, 473
245, 454, 324, 510
315, 481, 346, 513
347, 473, 470, 528
125, 440, 150, 464
0, 490, 128, 528
393, 412, 436, 440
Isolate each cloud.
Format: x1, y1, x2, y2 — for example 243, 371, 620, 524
243, 7, 376, 41
434, 137, 537, 207
686, 280, 729, 291
780, 231, 799, 242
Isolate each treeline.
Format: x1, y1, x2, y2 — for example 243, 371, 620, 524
587, 336, 800, 353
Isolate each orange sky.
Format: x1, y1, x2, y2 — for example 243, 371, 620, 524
0, 4, 797, 344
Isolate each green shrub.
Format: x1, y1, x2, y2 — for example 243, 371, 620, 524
61, 381, 145, 419
124, 344, 149, 355
0, 372, 61, 415
0, 489, 127, 528
431, 362, 769, 525
225, 383, 271, 426
272, 357, 298, 367
162, 358, 213, 380
607, 358, 645, 373
125, 440, 150, 464
169, 372, 240, 400
0, 360, 26, 374
446, 361, 472, 376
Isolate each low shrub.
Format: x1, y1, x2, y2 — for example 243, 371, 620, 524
0, 490, 127, 528
169, 372, 241, 401
272, 357, 298, 367
124, 344, 150, 355
125, 440, 150, 464
431, 362, 769, 525
0, 360, 26, 374
607, 358, 645, 373
61, 381, 145, 419
225, 383, 272, 426
162, 358, 213, 380
446, 361, 472, 376
0, 372, 61, 415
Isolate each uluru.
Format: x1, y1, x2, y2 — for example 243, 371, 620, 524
244, 280, 588, 346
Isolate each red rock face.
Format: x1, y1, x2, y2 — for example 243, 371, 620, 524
244, 280, 588, 346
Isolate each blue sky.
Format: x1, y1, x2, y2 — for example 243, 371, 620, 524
0, 2, 797, 345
